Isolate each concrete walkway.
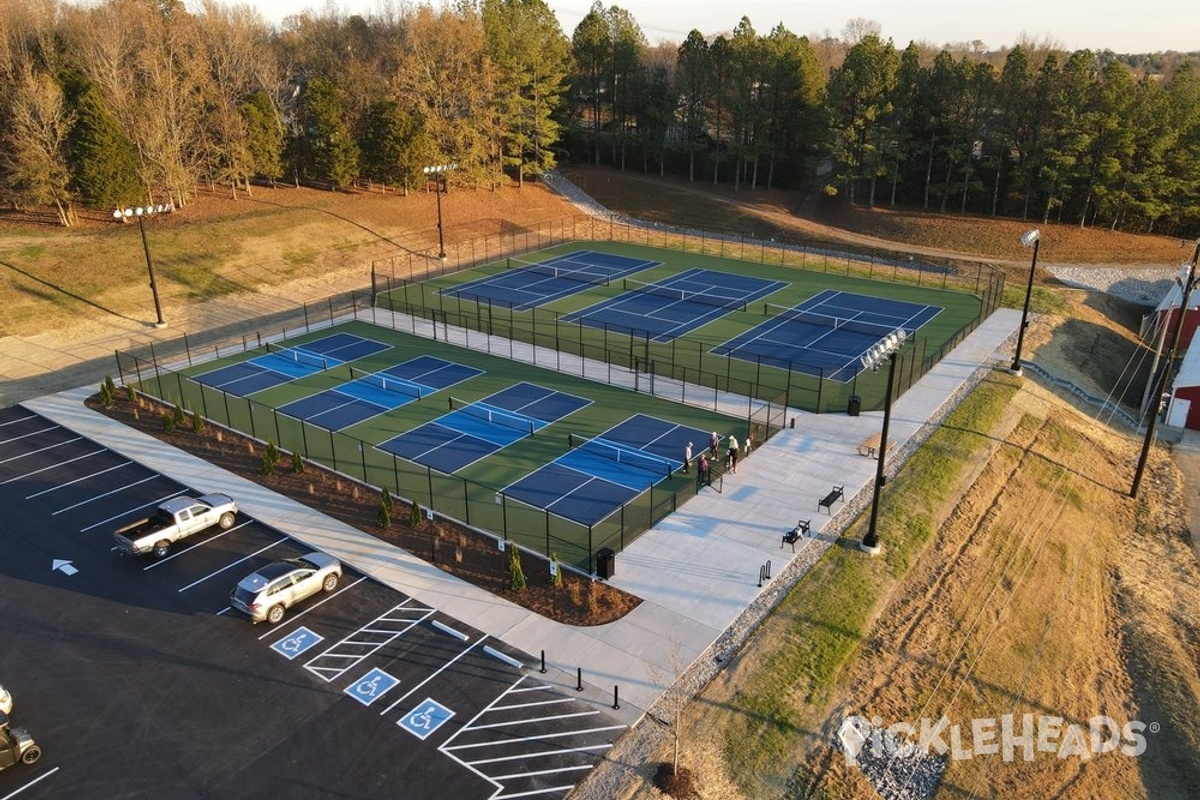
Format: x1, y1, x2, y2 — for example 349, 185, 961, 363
24, 306, 1022, 729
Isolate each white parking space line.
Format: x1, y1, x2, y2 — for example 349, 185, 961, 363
24, 460, 131, 499
142, 520, 254, 569
79, 489, 189, 533
0, 413, 37, 427
378, 637, 485, 716
176, 536, 288, 592
492, 763, 592, 781
304, 600, 435, 682
0, 435, 83, 465
2, 447, 106, 484
0, 425, 58, 445
442, 724, 627, 751
254, 575, 368, 638
468, 743, 611, 766
51, 474, 160, 516
468, 710, 600, 730
0, 766, 60, 800
489, 697, 576, 712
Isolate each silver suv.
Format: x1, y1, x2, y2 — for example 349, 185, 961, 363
230, 552, 342, 624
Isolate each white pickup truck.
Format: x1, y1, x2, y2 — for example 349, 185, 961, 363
114, 494, 238, 558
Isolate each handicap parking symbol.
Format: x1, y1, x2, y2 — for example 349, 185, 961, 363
398, 698, 454, 741
271, 626, 324, 660
345, 667, 399, 707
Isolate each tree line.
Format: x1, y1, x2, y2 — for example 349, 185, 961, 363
1, 0, 1197, 234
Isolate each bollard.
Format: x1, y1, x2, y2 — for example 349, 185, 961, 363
765, 559, 772, 580
576, 667, 583, 692
540, 649, 547, 674
613, 685, 620, 710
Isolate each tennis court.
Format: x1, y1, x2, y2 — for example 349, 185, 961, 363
714, 290, 943, 381
560, 268, 787, 342
503, 414, 710, 526
278, 356, 482, 430
378, 382, 591, 474
193, 333, 391, 397
439, 250, 659, 310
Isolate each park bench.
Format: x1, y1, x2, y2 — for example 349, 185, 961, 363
781, 518, 811, 551
857, 432, 895, 458
818, 485, 844, 514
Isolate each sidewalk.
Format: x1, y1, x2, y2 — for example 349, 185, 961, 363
24, 307, 1022, 728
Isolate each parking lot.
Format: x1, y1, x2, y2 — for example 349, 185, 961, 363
0, 405, 625, 799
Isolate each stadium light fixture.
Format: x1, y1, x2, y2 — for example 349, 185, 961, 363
1010, 229, 1040, 374
859, 328, 908, 555
113, 203, 172, 328
422, 163, 457, 261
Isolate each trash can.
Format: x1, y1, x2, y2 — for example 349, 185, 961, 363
596, 548, 616, 579
847, 395, 862, 416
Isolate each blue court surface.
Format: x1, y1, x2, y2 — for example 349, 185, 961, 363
278, 356, 482, 430
439, 250, 659, 311
377, 383, 590, 473
714, 290, 943, 381
561, 268, 787, 342
503, 414, 712, 526
193, 333, 391, 397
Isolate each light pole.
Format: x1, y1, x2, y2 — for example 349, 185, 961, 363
860, 329, 909, 555
1131, 239, 1200, 498
1010, 228, 1040, 374
113, 204, 171, 328
422, 163, 456, 261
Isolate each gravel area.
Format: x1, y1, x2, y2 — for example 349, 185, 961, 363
1046, 265, 1178, 305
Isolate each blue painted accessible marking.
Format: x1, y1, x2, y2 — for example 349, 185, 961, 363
345, 667, 400, 706
271, 626, 325, 660
398, 698, 455, 740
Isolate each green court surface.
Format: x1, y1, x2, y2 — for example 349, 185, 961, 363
134, 320, 744, 571
379, 241, 994, 414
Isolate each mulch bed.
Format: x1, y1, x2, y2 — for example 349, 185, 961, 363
87, 390, 641, 626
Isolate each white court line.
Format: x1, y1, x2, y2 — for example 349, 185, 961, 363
142, 520, 254, 569
25, 460, 131, 499
0, 766, 60, 800
80, 489, 189, 532
255, 575, 368, 639
0, 435, 82, 465
0, 425, 58, 445
176, 536, 288, 592
1, 448, 107, 484
52, 474, 160, 516
378, 636, 485, 716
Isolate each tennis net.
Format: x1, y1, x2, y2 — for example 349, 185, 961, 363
449, 397, 537, 435
569, 433, 676, 478
507, 257, 611, 287
265, 342, 329, 370
350, 368, 424, 400
762, 304, 899, 338
622, 278, 748, 311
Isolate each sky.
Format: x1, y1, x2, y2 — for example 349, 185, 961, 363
236, 0, 1199, 54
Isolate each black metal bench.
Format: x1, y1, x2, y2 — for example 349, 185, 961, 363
782, 519, 811, 551
818, 485, 844, 514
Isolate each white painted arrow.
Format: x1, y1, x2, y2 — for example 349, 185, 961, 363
52, 559, 78, 576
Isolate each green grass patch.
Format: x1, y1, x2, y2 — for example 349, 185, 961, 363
720, 373, 1019, 796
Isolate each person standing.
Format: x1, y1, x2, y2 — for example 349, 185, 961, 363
697, 453, 709, 488
709, 431, 720, 459
683, 441, 693, 474
728, 435, 740, 473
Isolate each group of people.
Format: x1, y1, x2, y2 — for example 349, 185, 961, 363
684, 430, 748, 485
